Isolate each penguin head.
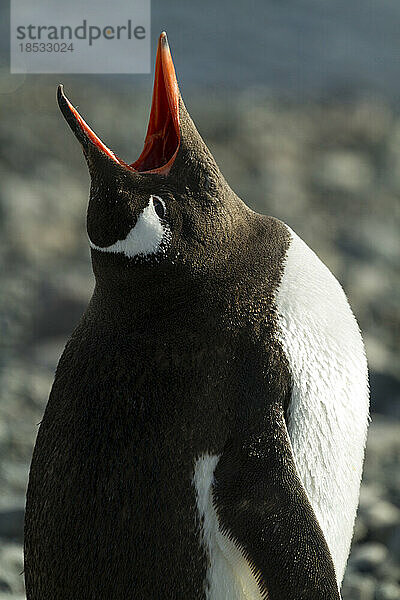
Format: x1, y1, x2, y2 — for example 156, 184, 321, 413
58, 32, 247, 290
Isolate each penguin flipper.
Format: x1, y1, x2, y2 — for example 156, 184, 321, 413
212, 402, 341, 600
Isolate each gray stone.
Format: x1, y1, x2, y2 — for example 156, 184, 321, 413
359, 484, 385, 512
0, 506, 24, 541
341, 572, 377, 600
375, 560, 400, 587
364, 502, 400, 544
0, 542, 24, 595
0, 580, 12, 593
353, 516, 369, 544
349, 543, 388, 574
388, 524, 400, 561
313, 150, 374, 194
375, 581, 400, 600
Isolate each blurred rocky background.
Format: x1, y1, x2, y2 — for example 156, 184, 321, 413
0, 1, 399, 599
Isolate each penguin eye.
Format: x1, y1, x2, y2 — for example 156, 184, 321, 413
152, 196, 166, 219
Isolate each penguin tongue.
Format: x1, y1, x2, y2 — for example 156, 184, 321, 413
131, 31, 180, 173
57, 31, 180, 174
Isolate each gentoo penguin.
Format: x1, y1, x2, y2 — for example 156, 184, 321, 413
24, 32, 369, 600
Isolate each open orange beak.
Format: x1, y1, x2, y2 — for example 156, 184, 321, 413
57, 32, 180, 175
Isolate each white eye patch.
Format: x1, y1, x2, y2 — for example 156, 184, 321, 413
88, 195, 170, 259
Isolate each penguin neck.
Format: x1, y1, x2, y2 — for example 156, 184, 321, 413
88, 265, 212, 341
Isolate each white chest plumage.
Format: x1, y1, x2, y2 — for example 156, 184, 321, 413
194, 226, 369, 598
275, 227, 369, 583
194, 455, 263, 600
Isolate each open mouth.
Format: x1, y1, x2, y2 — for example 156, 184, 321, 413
57, 31, 180, 175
